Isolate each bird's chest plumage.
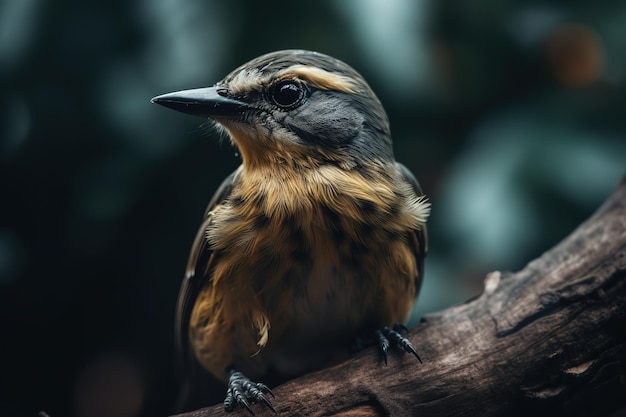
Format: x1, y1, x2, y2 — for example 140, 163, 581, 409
213, 191, 381, 329
189, 165, 423, 380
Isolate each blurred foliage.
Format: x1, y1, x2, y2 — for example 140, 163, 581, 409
0, 0, 624, 416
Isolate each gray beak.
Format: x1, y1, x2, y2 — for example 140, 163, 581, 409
151, 86, 248, 118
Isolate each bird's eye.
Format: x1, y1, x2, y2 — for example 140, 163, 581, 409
270, 80, 307, 108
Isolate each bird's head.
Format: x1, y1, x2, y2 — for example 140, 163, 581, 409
152, 50, 393, 170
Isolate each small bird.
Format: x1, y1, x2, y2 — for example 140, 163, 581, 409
152, 50, 430, 414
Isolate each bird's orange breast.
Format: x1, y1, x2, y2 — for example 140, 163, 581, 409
188, 162, 423, 382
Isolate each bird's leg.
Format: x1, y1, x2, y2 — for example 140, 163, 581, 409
224, 370, 276, 415
375, 323, 422, 365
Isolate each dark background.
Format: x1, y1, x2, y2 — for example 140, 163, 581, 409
1, 1, 625, 416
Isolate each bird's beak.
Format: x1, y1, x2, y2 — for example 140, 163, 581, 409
151, 86, 248, 118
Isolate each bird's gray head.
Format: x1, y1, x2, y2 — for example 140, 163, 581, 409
152, 50, 393, 169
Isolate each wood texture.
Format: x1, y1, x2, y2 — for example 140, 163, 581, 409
173, 177, 626, 417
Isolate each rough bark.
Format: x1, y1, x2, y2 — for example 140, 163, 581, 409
173, 177, 626, 417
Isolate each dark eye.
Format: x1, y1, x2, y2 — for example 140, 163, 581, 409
270, 80, 307, 108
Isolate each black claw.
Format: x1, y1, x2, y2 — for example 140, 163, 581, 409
375, 325, 422, 364
241, 399, 254, 416
260, 395, 277, 414
257, 383, 275, 398
375, 329, 390, 365
400, 338, 422, 363
224, 370, 276, 414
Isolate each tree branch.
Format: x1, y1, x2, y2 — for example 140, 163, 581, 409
173, 177, 626, 417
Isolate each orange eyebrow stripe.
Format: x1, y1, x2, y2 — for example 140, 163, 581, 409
279, 65, 358, 93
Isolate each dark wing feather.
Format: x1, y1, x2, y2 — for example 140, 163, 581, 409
395, 162, 429, 290
174, 166, 241, 409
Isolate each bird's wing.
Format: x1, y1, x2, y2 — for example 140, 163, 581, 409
175, 166, 242, 386
395, 162, 429, 289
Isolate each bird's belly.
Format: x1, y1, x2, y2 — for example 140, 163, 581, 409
265, 260, 365, 379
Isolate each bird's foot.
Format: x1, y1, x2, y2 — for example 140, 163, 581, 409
375, 323, 422, 365
224, 370, 276, 415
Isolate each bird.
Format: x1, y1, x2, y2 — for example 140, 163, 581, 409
151, 49, 430, 414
